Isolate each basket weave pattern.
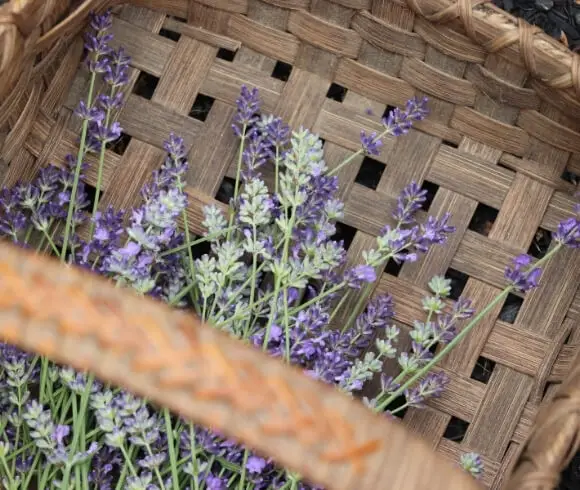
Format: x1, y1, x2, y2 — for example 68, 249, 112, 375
1, 0, 580, 488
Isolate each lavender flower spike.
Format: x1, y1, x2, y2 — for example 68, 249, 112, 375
382, 96, 429, 137
553, 196, 579, 248
232, 85, 261, 138
504, 254, 542, 292
360, 130, 383, 156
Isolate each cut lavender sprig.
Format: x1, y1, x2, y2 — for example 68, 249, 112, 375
331, 96, 429, 176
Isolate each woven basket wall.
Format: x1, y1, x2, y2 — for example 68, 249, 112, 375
1, 0, 580, 488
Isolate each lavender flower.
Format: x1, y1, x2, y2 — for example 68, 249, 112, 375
345, 264, 377, 289
84, 10, 114, 73
360, 130, 382, 156
392, 181, 427, 225
232, 85, 261, 138
404, 371, 449, 408
382, 96, 429, 136
504, 254, 542, 292
1, 73, 574, 490
460, 452, 484, 480
553, 199, 579, 249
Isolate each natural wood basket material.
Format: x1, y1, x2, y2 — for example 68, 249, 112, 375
507, 348, 580, 490
0, 0, 580, 489
0, 241, 481, 490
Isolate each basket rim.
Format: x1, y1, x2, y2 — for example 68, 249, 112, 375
1, 0, 580, 98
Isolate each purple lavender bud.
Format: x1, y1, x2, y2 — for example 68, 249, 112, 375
452, 297, 475, 319
265, 116, 290, 148
87, 121, 123, 152
404, 371, 449, 408
414, 213, 455, 253
111, 46, 131, 67
163, 133, 187, 161
52, 425, 70, 445
360, 130, 383, 156
104, 64, 129, 88
205, 474, 228, 490
242, 131, 270, 181
75, 101, 105, 123
345, 264, 377, 289
504, 253, 543, 292
553, 216, 579, 248
392, 181, 427, 225
232, 85, 261, 138
434, 314, 457, 343
380, 374, 400, 394
98, 92, 125, 111
382, 97, 429, 137
89, 9, 113, 33
460, 452, 484, 480
246, 455, 267, 474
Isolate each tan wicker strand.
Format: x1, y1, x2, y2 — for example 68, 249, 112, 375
506, 346, 580, 490
0, 241, 481, 490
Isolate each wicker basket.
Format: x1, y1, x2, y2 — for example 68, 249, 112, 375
1, 0, 579, 489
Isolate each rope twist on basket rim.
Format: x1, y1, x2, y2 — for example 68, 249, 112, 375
404, 0, 580, 98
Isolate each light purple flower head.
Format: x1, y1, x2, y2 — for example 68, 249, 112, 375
345, 264, 377, 289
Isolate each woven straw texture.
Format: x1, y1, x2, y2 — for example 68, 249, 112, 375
1, 0, 579, 489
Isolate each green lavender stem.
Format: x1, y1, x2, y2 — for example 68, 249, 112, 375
61, 71, 98, 262
227, 124, 247, 242
59, 374, 95, 489
89, 99, 115, 239
376, 242, 564, 412
327, 130, 387, 177
164, 409, 180, 490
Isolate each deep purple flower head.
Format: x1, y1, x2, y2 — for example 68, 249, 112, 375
553, 216, 579, 249
393, 181, 427, 225
264, 116, 290, 149
247, 455, 267, 474
382, 97, 429, 136
242, 131, 270, 181
84, 10, 114, 72
89, 9, 113, 33
232, 85, 261, 137
164, 133, 187, 161
504, 254, 542, 292
360, 130, 383, 156
414, 213, 455, 253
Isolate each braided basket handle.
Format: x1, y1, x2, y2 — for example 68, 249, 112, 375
0, 242, 480, 490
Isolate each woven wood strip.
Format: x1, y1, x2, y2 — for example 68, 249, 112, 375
1, 2, 580, 488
